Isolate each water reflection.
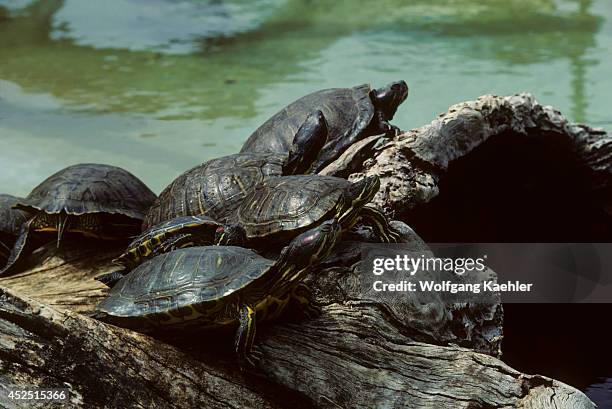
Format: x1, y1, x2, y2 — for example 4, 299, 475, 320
49, 0, 279, 54
0, 0, 609, 194
570, 0, 595, 121
0, 0, 604, 122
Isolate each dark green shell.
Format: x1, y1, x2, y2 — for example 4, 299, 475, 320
15, 164, 156, 220
241, 84, 374, 155
229, 175, 349, 241
143, 152, 285, 229
114, 215, 221, 268
96, 246, 274, 328
0, 194, 28, 236
0, 194, 28, 261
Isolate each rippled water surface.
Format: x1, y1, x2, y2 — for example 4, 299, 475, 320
1, 0, 611, 195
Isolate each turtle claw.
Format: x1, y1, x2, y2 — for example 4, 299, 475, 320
381, 122, 400, 138
251, 348, 264, 363
389, 124, 401, 137
375, 228, 403, 244
290, 283, 321, 320
303, 304, 322, 320
384, 228, 404, 244
239, 349, 263, 371
377, 111, 400, 138
356, 206, 404, 244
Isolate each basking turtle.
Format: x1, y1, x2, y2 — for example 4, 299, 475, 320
94, 219, 341, 366
241, 80, 409, 173
96, 215, 246, 287
0, 194, 29, 265
143, 111, 328, 230
228, 174, 401, 247
0, 164, 157, 276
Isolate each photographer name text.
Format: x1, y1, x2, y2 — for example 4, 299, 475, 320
372, 280, 533, 293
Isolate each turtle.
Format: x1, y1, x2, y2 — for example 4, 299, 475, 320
240, 80, 409, 173
0, 164, 157, 276
143, 110, 328, 230
96, 215, 247, 288
227, 174, 402, 249
0, 194, 29, 265
93, 219, 341, 366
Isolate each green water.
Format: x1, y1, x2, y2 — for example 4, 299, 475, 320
0, 0, 611, 196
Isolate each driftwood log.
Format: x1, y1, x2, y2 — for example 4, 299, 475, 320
1, 93, 606, 408
0, 239, 593, 409
321, 93, 611, 219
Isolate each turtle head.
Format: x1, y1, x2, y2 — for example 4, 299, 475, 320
284, 110, 329, 175
371, 80, 408, 120
276, 219, 341, 281
214, 224, 247, 246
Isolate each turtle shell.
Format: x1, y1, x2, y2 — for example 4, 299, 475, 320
114, 215, 221, 268
229, 175, 349, 241
0, 194, 29, 237
0, 194, 29, 261
241, 84, 374, 156
15, 164, 156, 220
95, 246, 274, 328
143, 152, 285, 230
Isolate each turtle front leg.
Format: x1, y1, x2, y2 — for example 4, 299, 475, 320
375, 110, 401, 137
235, 304, 260, 369
0, 219, 36, 277
289, 283, 320, 320
356, 205, 402, 243
312, 131, 366, 173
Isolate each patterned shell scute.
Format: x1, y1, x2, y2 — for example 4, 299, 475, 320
17, 164, 156, 220
143, 152, 285, 229
131, 215, 219, 249
0, 194, 29, 235
97, 246, 273, 317
233, 175, 349, 237
241, 84, 374, 154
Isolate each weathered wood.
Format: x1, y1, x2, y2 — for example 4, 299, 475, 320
0, 263, 594, 409
1, 93, 606, 408
259, 307, 594, 409
0, 239, 122, 315
0, 229, 593, 408
310, 222, 503, 357
0, 286, 293, 409
322, 93, 611, 216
